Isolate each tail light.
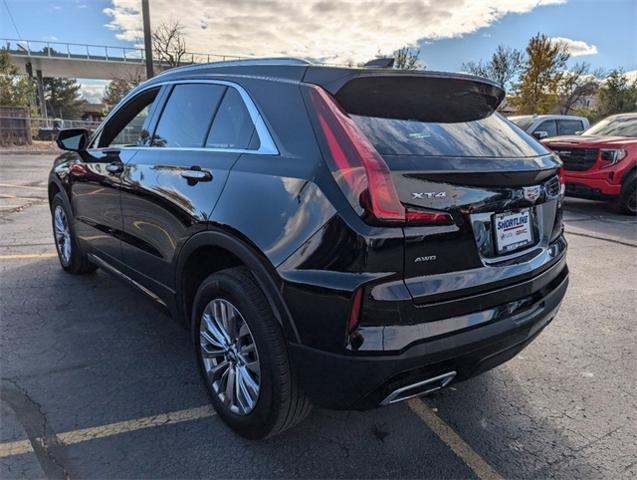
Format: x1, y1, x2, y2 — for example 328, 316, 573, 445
559, 167, 566, 197
306, 85, 452, 227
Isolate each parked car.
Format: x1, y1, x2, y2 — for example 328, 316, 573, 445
542, 113, 637, 214
509, 114, 590, 140
49, 60, 569, 438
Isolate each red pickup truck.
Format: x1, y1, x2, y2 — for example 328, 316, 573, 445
542, 113, 637, 214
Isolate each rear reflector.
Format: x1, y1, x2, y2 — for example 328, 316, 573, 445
405, 208, 453, 226
348, 288, 363, 333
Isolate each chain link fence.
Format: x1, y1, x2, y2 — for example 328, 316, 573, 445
0, 109, 101, 146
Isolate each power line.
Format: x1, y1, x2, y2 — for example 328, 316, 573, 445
2, 0, 22, 40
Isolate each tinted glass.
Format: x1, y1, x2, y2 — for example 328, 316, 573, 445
535, 120, 557, 137
100, 88, 159, 147
509, 116, 534, 131
206, 88, 258, 150
583, 114, 637, 137
558, 119, 583, 135
153, 84, 225, 148
351, 113, 547, 157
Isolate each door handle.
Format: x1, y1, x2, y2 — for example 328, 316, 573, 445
181, 167, 212, 184
106, 162, 123, 174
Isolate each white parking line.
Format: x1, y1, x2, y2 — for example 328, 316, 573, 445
0, 405, 216, 458
0, 253, 58, 260
407, 399, 504, 480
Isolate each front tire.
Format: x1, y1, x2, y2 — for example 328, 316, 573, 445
616, 172, 637, 215
193, 267, 311, 439
51, 193, 97, 274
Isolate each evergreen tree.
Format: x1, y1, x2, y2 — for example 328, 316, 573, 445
43, 77, 85, 119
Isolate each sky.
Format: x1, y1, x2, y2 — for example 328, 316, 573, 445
1, 0, 636, 103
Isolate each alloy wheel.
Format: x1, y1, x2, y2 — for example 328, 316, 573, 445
54, 205, 72, 265
199, 298, 261, 415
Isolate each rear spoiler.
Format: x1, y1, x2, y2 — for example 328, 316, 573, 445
302, 67, 505, 123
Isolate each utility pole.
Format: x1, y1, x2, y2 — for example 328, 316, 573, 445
142, 0, 154, 78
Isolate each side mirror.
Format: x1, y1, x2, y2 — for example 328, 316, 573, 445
56, 128, 89, 152
532, 130, 549, 140
574, 130, 583, 135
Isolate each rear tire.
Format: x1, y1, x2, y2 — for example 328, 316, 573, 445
616, 172, 637, 215
51, 193, 97, 274
193, 267, 311, 439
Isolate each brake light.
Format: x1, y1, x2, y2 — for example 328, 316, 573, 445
307, 86, 405, 224
348, 288, 363, 333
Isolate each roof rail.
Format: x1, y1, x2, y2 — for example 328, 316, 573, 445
154, 57, 313, 77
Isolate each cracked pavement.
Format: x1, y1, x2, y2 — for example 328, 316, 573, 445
1, 154, 636, 479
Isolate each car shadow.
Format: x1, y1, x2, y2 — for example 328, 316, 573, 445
1, 259, 601, 479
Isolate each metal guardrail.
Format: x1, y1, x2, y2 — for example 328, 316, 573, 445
2, 38, 251, 64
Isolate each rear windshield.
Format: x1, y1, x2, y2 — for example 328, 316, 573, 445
352, 113, 547, 157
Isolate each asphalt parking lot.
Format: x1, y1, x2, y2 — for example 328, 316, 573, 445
1, 154, 636, 479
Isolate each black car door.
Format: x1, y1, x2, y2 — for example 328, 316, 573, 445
119, 81, 270, 296
71, 87, 161, 264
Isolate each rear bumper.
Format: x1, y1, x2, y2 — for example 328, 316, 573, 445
289, 265, 568, 410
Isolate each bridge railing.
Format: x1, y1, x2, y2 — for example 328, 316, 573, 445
2, 38, 250, 64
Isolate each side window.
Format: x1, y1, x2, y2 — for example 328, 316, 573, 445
558, 120, 584, 135
535, 120, 557, 137
206, 88, 260, 150
152, 84, 225, 148
98, 88, 159, 148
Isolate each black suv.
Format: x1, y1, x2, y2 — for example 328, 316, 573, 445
50, 60, 569, 439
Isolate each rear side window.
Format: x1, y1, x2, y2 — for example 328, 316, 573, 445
558, 119, 583, 135
206, 88, 259, 150
153, 84, 225, 148
352, 113, 547, 157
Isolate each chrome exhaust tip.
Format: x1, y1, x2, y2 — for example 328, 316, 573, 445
380, 371, 456, 406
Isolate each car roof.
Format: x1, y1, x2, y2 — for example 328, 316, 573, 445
139, 58, 502, 91
514, 114, 588, 121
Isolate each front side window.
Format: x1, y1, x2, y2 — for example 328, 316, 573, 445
558, 120, 584, 135
206, 88, 259, 150
509, 116, 534, 131
98, 88, 159, 148
535, 120, 557, 138
152, 84, 225, 148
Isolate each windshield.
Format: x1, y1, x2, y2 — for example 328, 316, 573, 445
583, 114, 637, 137
509, 116, 535, 131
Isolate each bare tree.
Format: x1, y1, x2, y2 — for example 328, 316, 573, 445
152, 20, 187, 69
557, 62, 600, 114
102, 73, 144, 111
462, 45, 523, 91
394, 47, 422, 70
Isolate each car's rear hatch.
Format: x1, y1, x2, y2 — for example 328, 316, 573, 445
302, 68, 565, 306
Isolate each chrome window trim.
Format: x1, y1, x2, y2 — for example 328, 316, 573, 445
93, 79, 279, 155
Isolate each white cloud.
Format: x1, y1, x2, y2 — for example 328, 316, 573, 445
78, 82, 106, 104
102, 0, 566, 63
550, 37, 598, 57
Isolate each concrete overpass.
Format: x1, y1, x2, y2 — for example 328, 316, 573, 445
3, 38, 250, 120
3, 38, 247, 80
